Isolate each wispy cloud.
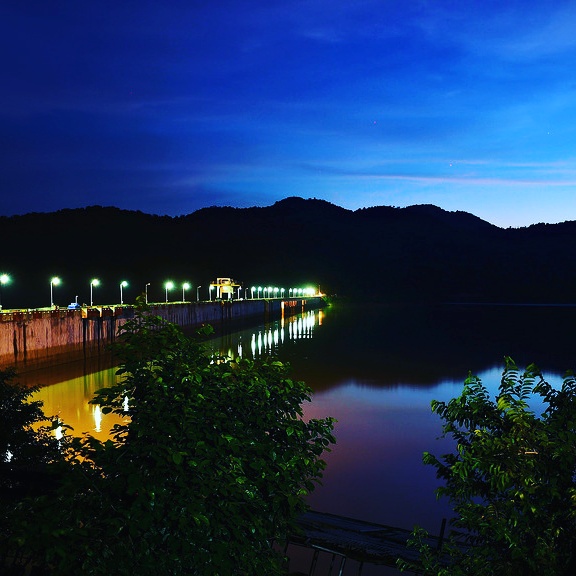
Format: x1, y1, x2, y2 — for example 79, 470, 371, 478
355, 173, 576, 187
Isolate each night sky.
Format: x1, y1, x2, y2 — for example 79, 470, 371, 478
2, 1, 576, 228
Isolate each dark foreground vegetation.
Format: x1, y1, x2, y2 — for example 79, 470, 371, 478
3, 299, 576, 574
0, 301, 335, 575
399, 359, 576, 575
2, 197, 576, 308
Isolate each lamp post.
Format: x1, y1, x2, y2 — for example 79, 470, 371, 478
145, 282, 150, 304
257, 286, 262, 299
0, 274, 10, 310
209, 285, 214, 301
50, 276, 61, 308
90, 278, 100, 306
196, 285, 202, 302
119, 281, 128, 305
182, 282, 190, 301
165, 281, 174, 303
251, 286, 255, 299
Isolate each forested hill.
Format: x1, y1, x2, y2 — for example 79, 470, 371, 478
1, 197, 575, 308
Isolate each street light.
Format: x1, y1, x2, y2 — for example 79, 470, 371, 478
145, 282, 150, 304
90, 278, 100, 306
209, 285, 214, 301
196, 285, 202, 302
165, 281, 174, 303
257, 286, 262, 298
50, 277, 61, 308
0, 274, 10, 310
182, 282, 190, 301
119, 281, 128, 305
251, 286, 255, 299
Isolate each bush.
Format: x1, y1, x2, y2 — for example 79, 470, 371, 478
5, 304, 335, 575
399, 358, 576, 575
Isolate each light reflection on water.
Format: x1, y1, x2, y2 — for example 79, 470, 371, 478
30, 303, 573, 542
31, 310, 324, 443
213, 309, 320, 361
32, 367, 128, 441
302, 367, 562, 537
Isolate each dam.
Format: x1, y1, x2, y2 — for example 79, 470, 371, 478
0, 297, 326, 374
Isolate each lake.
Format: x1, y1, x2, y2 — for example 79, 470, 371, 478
29, 300, 576, 573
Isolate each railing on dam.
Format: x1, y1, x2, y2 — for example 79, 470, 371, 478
0, 306, 135, 323
0, 297, 327, 373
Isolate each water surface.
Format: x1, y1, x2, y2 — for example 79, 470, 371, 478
31, 302, 575, 543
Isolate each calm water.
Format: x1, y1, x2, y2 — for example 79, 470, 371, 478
30, 301, 576, 572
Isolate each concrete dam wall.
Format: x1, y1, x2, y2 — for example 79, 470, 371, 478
0, 297, 325, 373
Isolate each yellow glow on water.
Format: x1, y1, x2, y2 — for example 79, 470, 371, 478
32, 368, 127, 441
30, 309, 324, 441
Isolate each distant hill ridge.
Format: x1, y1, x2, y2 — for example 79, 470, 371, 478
0, 197, 573, 308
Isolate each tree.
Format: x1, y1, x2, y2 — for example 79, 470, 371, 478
0, 368, 67, 574
0, 368, 63, 486
399, 358, 576, 575
8, 302, 335, 575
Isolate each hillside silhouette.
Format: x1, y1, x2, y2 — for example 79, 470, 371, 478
0, 197, 574, 309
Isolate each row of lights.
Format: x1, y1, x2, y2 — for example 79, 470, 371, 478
248, 286, 316, 299
160, 281, 195, 303
54, 278, 195, 307
0, 273, 317, 310
208, 286, 316, 300
49, 277, 129, 307
0, 276, 203, 309
0, 275, 182, 309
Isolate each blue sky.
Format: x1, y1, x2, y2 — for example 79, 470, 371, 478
2, 1, 576, 227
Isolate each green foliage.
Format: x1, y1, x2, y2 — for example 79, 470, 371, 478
0, 367, 65, 493
399, 358, 576, 575
0, 368, 70, 574
8, 303, 335, 575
